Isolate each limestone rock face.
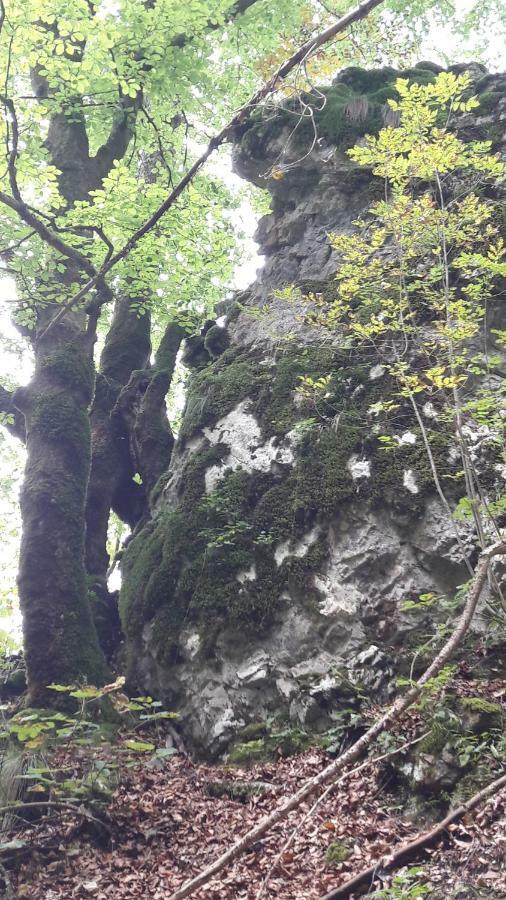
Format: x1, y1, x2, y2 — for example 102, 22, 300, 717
120, 64, 506, 756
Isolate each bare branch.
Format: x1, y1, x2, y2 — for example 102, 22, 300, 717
257, 731, 429, 899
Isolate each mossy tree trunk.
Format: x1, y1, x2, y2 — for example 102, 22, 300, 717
15, 311, 108, 704
114, 320, 186, 500
10, 83, 136, 698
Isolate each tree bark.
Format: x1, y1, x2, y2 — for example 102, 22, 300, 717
84, 297, 151, 655
15, 310, 108, 703
12, 66, 134, 694
114, 320, 186, 500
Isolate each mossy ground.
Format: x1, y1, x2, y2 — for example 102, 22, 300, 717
227, 726, 312, 765
325, 840, 351, 865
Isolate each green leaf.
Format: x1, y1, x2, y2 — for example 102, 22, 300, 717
124, 740, 156, 752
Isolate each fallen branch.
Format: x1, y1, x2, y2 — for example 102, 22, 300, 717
39, 0, 386, 340
0, 799, 108, 831
257, 731, 429, 899
167, 540, 506, 900
320, 769, 506, 899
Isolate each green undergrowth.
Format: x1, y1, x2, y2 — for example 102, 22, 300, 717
227, 725, 312, 765
392, 688, 505, 809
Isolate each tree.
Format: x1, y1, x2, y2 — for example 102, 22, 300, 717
0, 0, 504, 706
0, 0, 317, 703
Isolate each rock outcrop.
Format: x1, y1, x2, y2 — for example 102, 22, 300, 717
120, 63, 506, 756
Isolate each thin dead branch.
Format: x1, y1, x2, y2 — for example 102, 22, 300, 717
257, 731, 429, 899
320, 770, 506, 899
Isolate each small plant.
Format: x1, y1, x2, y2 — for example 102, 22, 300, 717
372, 866, 431, 898
325, 840, 351, 865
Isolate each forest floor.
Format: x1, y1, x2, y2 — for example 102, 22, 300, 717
4, 694, 506, 900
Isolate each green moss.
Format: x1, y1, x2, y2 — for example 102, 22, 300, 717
240, 66, 437, 156
122, 338, 462, 665
270, 728, 311, 756
40, 343, 95, 401
239, 722, 269, 741
477, 91, 505, 115
30, 395, 90, 474
459, 696, 503, 733
228, 739, 268, 766
460, 697, 502, 716
179, 349, 265, 438
325, 841, 351, 865
418, 721, 452, 756
227, 727, 311, 765
450, 767, 494, 807
149, 470, 171, 508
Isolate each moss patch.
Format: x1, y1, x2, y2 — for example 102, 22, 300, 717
240, 65, 439, 158
227, 727, 311, 765
325, 841, 351, 865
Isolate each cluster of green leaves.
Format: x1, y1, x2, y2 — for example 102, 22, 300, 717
0, 0, 313, 336
295, 72, 505, 561
0, 676, 179, 813
1, 676, 175, 751
371, 867, 430, 899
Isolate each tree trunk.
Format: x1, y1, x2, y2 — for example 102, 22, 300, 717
84, 297, 151, 656
15, 312, 108, 703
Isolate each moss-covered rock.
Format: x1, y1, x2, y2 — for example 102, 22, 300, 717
240, 64, 439, 160
459, 697, 503, 733
227, 739, 268, 766
121, 333, 466, 673
227, 727, 311, 765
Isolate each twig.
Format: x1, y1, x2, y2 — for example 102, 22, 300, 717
320, 770, 506, 899
167, 540, 506, 900
38, 0, 387, 339
256, 731, 429, 899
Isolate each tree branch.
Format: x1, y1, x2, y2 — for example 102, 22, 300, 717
321, 770, 506, 899
0, 189, 97, 279
0, 384, 25, 441
167, 539, 506, 900
38, 0, 387, 339
257, 731, 429, 900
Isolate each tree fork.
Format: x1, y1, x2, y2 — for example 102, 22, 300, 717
85, 295, 152, 656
